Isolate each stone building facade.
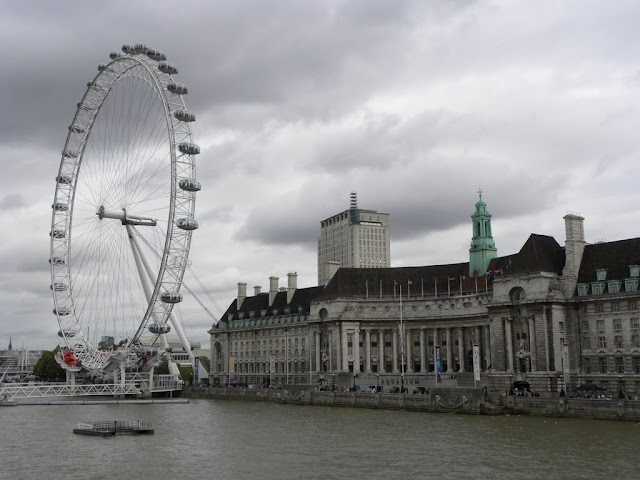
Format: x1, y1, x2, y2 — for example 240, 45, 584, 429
210, 197, 640, 396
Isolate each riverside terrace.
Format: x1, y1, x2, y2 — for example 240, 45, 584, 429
185, 385, 640, 422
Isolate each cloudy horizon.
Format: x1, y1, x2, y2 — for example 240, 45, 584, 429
2, 0, 640, 351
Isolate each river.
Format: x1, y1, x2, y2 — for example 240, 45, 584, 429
0, 399, 637, 479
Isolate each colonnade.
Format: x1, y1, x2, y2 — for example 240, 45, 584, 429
315, 324, 492, 375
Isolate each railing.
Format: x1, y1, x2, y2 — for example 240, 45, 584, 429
0, 382, 142, 398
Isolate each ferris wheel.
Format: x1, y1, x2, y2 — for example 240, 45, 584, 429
50, 44, 201, 373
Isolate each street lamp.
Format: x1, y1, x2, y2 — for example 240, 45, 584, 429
401, 373, 405, 394
353, 373, 357, 391
376, 373, 380, 392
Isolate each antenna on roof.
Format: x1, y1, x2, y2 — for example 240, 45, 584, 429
350, 191, 357, 209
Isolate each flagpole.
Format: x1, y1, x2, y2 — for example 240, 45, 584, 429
366, 280, 368, 299
475, 274, 478, 294
421, 278, 424, 299
407, 280, 411, 299
434, 278, 438, 298
459, 275, 463, 296
400, 284, 405, 393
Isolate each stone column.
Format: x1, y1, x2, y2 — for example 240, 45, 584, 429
328, 330, 333, 371
483, 325, 491, 371
315, 331, 321, 373
341, 325, 349, 371
420, 329, 426, 373
406, 328, 413, 373
354, 329, 360, 373
365, 329, 372, 373
528, 315, 537, 371
392, 330, 399, 373
505, 318, 514, 372
458, 327, 465, 372
446, 328, 453, 373
433, 327, 439, 372
378, 330, 385, 373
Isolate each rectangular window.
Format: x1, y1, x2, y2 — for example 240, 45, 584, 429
559, 322, 564, 333
597, 320, 605, 332
583, 337, 591, 349
582, 320, 589, 332
633, 335, 640, 348
581, 304, 589, 314
600, 357, 608, 373
598, 336, 607, 349
592, 283, 604, 295
584, 357, 591, 373
612, 302, 620, 311
615, 336, 623, 349
601, 380, 609, 391
608, 282, 621, 294
616, 356, 625, 373
577, 284, 589, 296
629, 300, 638, 310
635, 358, 640, 374
631, 318, 640, 329
595, 303, 604, 313
613, 319, 622, 331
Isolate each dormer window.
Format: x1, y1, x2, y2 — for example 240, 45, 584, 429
238, 312, 244, 320
625, 278, 639, 292
596, 269, 607, 281
284, 307, 291, 315
227, 314, 234, 321
591, 282, 605, 295
607, 280, 622, 294
260, 309, 267, 317
249, 311, 255, 318
630, 265, 640, 278
577, 283, 589, 296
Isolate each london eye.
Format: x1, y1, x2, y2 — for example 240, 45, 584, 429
50, 44, 200, 375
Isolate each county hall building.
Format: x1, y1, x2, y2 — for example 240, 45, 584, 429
209, 194, 640, 396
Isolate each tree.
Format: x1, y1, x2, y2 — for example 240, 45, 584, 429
198, 355, 210, 372
33, 348, 65, 382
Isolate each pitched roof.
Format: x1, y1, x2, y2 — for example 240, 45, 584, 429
489, 234, 565, 276
319, 262, 491, 300
220, 286, 326, 322
577, 238, 640, 283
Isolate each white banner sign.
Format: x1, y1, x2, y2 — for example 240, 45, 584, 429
473, 345, 481, 383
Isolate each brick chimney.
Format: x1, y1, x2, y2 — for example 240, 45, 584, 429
287, 272, 298, 304
254, 285, 262, 296
237, 282, 247, 309
269, 276, 279, 306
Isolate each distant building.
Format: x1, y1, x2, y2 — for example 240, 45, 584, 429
317, 192, 390, 286
210, 194, 640, 397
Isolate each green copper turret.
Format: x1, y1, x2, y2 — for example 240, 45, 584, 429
469, 190, 497, 276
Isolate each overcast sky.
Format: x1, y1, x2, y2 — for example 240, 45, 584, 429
2, 0, 640, 351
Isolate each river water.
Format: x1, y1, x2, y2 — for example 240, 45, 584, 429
0, 398, 638, 479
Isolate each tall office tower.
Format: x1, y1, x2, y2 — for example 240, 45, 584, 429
317, 192, 390, 285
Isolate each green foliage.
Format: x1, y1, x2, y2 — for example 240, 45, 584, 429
33, 349, 65, 381
155, 357, 170, 375
198, 355, 210, 372
178, 364, 193, 383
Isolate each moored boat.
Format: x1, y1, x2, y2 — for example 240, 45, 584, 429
73, 420, 154, 436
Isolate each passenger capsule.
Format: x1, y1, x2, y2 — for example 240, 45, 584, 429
178, 142, 200, 155
50, 229, 66, 239
50, 257, 66, 265
178, 178, 201, 192
50, 283, 68, 291
58, 329, 78, 338
135, 347, 158, 359
57, 175, 73, 185
158, 61, 178, 75
52, 202, 68, 211
122, 44, 136, 55
146, 49, 166, 61
176, 218, 199, 231
69, 124, 85, 134
110, 51, 124, 60
97, 64, 108, 71
148, 321, 171, 335
53, 306, 71, 316
133, 43, 150, 54
87, 81, 106, 91
167, 82, 188, 95
161, 292, 183, 304
174, 109, 195, 122
62, 149, 78, 158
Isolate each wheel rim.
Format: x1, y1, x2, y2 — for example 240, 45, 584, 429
50, 49, 198, 372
